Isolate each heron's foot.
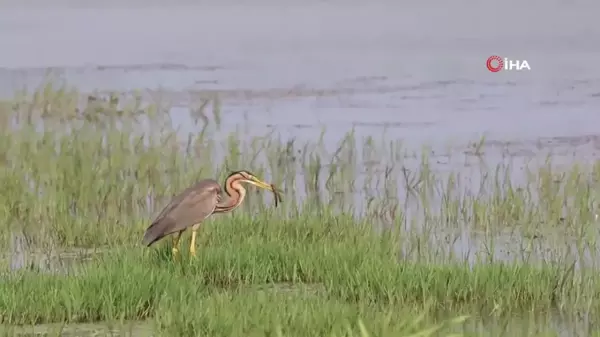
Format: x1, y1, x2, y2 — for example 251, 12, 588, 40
190, 248, 197, 258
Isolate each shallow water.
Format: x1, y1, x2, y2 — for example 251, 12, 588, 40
4, 230, 105, 273
2, 321, 152, 337
1, 0, 599, 158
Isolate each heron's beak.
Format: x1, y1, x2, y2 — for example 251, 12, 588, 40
248, 177, 274, 191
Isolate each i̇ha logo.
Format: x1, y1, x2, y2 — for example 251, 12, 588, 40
486, 55, 531, 72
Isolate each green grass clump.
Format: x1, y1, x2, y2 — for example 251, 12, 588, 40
1, 83, 600, 336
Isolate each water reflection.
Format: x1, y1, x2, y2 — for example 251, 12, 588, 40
6, 230, 105, 274
3, 321, 151, 337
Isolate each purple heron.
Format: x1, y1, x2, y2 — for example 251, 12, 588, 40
142, 170, 281, 259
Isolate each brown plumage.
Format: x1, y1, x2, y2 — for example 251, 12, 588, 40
142, 170, 282, 259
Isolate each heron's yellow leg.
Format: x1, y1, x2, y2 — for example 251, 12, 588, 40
190, 230, 198, 257
172, 231, 183, 260
190, 223, 201, 257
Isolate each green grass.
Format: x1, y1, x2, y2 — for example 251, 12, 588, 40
1, 83, 600, 336
1, 217, 596, 336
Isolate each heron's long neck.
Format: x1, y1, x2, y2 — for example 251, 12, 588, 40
215, 178, 245, 213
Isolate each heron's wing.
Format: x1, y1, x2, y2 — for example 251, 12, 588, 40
142, 179, 221, 246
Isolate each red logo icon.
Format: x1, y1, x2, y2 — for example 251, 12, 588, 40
486, 55, 504, 72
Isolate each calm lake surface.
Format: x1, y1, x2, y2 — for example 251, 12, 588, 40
1, 0, 599, 162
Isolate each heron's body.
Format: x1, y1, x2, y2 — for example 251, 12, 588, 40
142, 170, 281, 259
142, 179, 221, 246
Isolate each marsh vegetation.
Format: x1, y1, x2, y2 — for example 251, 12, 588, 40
0, 84, 599, 336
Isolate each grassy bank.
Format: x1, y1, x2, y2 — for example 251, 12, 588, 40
0, 85, 599, 336
1, 215, 596, 336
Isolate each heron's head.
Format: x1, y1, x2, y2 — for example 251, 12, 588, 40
229, 170, 271, 190
228, 170, 283, 204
